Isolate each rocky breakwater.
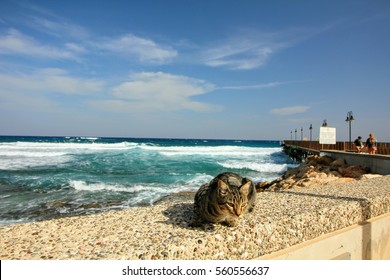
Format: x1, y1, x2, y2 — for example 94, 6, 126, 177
257, 155, 382, 191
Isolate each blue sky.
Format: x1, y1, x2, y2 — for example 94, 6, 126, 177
0, 0, 389, 141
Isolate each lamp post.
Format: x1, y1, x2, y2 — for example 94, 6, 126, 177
290, 130, 293, 140
301, 127, 303, 140
346, 111, 354, 150
294, 129, 297, 141
309, 124, 313, 141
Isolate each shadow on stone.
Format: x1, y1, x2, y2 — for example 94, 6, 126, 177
161, 203, 194, 228
161, 202, 223, 232
154, 191, 195, 205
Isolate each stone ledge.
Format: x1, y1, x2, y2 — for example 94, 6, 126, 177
1, 176, 390, 260
256, 212, 390, 260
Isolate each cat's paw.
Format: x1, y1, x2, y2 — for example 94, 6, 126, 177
189, 220, 202, 228
224, 218, 238, 227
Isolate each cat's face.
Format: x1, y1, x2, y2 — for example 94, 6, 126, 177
217, 180, 251, 217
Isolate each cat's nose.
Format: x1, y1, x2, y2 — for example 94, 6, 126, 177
235, 208, 242, 216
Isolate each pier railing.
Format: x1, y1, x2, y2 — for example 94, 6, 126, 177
283, 140, 390, 156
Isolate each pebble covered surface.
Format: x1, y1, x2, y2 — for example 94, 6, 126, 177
1, 175, 390, 260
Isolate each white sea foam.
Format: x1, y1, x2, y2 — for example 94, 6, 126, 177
0, 141, 138, 152
146, 145, 281, 157
217, 160, 293, 173
70, 180, 176, 195
0, 140, 283, 170
0, 142, 71, 170
0, 150, 68, 157
0, 153, 72, 170
69, 175, 208, 195
69, 173, 212, 205
70, 180, 136, 193
0, 141, 139, 170
0, 141, 280, 156
185, 173, 213, 187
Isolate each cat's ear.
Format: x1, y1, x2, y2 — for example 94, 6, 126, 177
239, 181, 252, 196
217, 180, 229, 196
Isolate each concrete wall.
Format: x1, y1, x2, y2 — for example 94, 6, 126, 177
256, 212, 390, 260
320, 150, 390, 175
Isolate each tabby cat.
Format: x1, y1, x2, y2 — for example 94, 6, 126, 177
190, 172, 256, 227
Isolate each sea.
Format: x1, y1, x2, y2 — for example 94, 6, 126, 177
0, 136, 297, 225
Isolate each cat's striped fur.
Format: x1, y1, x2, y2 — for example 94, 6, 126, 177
190, 172, 256, 227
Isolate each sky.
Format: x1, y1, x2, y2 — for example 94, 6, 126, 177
0, 0, 389, 141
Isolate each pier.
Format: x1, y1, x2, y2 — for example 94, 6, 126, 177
283, 140, 390, 155
283, 140, 390, 175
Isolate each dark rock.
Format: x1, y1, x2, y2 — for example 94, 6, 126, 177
256, 155, 380, 191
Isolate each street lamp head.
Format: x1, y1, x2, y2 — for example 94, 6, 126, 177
346, 111, 354, 122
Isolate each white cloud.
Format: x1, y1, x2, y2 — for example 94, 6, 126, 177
29, 16, 89, 39
201, 26, 328, 70
97, 34, 178, 64
0, 29, 78, 59
271, 105, 310, 115
204, 44, 274, 70
0, 68, 104, 95
0, 88, 58, 112
0, 28, 177, 65
217, 81, 282, 90
202, 34, 286, 70
65, 43, 86, 54
4, 4, 176, 65
92, 72, 218, 112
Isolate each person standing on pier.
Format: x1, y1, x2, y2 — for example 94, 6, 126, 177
366, 133, 377, 154
354, 136, 364, 153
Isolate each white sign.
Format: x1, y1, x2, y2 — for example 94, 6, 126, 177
319, 127, 336, 144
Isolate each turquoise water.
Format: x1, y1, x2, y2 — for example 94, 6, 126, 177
0, 136, 296, 225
